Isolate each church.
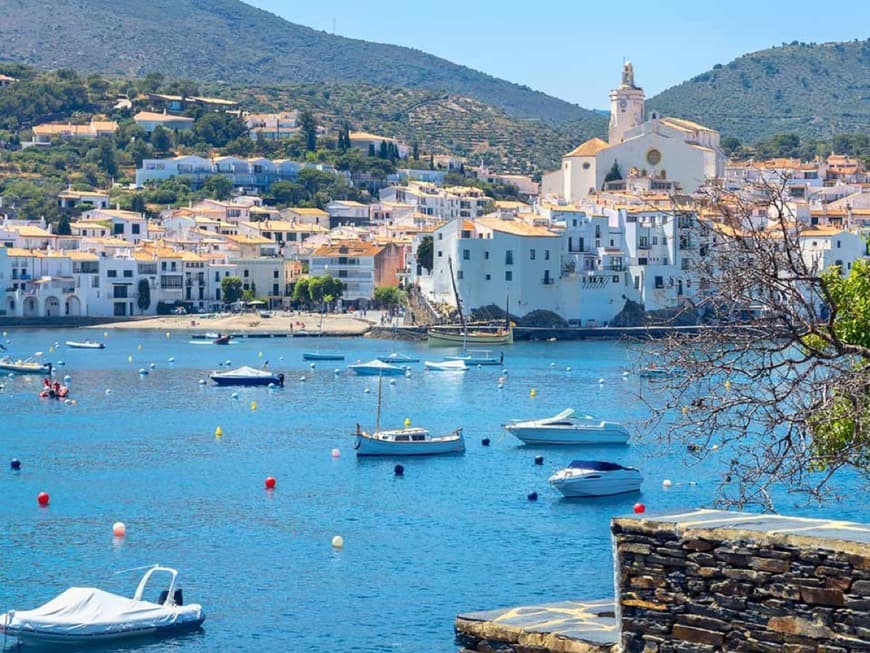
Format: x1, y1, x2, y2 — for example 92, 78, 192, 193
542, 63, 726, 201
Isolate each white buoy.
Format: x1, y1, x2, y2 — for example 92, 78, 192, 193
224, 360, 231, 366
309, 363, 316, 369
364, 387, 371, 394
598, 378, 605, 384
149, 362, 156, 369
168, 357, 175, 363
268, 383, 275, 389
299, 376, 306, 382
57, 361, 65, 366
331, 448, 341, 458
331, 535, 344, 549
550, 362, 555, 367
498, 383, 504, 389
566, 366, 572, 372
334, 369, 340, 375
105, 388, 112, 395
662, 479, 673, 488
63, 375, 71, 382
198, 379, 206, 385
231, 392, 239, 399
139, 368, 148, 375
710, 444, 719, 450
389, 379, 396, 385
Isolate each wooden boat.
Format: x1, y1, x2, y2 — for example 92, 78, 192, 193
353, 375, 464, 456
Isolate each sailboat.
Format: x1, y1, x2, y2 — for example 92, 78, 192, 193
353, 374, 465, 456
302, 304, 345, 361
427, 257, 513, 347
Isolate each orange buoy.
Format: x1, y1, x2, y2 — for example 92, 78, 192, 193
112, 522, 127, 537
633, 503, 645, 514
37, 492, 50, 507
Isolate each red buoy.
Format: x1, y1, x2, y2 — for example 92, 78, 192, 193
37, 492, 50, 507
633, 502, 645, 514
265, 476, 276, 490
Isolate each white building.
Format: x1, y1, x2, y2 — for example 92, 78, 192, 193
542, 62, 726, 202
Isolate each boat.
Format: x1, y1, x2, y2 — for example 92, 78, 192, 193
0, 565, 205, 646
213, 334, 232, 345
376, 352, 420, 364
303, 307, 345, 361
637, 366, 679, 379
65, 340, 105, 349
353, 375, 465, 456
209, 365, 284, 386
443, 349, 504, 366
0, 354, 52, 375
39, 378, 70, 399
424, 359, 468, 372
502, 408, 630, 445
347, 359, 407, 376
427, 257, 513, 346
427, 326, 513, 346
548, 460, 643, 497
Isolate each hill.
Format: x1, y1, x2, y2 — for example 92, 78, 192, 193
649, 40, 870, 142
0, 0, 604, 130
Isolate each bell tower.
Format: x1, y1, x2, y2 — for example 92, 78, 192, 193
608, 61, 645, 145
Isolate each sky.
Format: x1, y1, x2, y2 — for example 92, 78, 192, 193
244, 0, 868, 110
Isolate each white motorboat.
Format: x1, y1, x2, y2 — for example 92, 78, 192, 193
549, 460, 643, 497
443, 349, 503, 366
376, 352, 420, 364
347, 359, 407, 376
353, 376, 464, 456
0, 354, 51, 375
502, 408, 630, 445
0, 565, 205, 645
65, 340, 105, 349
424, 359, 468, 372
209, 365, 284, 386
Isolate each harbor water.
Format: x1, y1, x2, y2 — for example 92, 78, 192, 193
0, 329, 864, 652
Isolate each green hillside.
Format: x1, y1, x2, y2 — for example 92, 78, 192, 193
0, 0, 603, 129
648, 40, 870, 142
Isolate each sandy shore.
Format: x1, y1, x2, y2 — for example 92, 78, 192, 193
86, 311, 380, 336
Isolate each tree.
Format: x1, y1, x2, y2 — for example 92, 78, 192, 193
200, 175, 233, 201
643, 173, 870, 510
221, 276, 243, 306
137, 278, 151, 314
374, 286, 406, 310
416, 235, 434, 273
299, 110, 317, 152
150, 126, 172, 154
603, 160, 622, 187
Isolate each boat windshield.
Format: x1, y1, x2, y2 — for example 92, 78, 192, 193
567, 460, 628, 471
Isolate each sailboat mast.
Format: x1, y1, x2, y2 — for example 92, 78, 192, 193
375, 373, 383, 434
447, 256, 466, 333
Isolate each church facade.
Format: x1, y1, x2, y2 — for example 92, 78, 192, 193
542, 63, 726, 201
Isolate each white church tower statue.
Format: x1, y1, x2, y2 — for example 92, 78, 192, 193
608, 61, 645, 145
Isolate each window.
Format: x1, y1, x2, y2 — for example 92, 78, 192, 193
572, 219, 577, 227
655, 276, 664, 289
484, 251, 489, 260
113, 223, 124, 235
273, 270, 279, 278
837, 240, 841, 248
131, 224, 140, 235
123, 270, 132, 278
437, 250, 443, 257
544, 250, 550, 261
457, 270, 464, 279
438, 233, 443, 240
485, 274, 491, 280
272, 284, 279, 295
529, 249, 536, 260
463, 249, 470, 260
634, 276, 640, 289
107, 269, 117, 278
244, 270, 249, 277
505, 271, 512, 281
613, 275, 619, 283
638, 257, 648, 265
505, 250, 513, 265
215, 272, 220, 282
652, 236, 658, 245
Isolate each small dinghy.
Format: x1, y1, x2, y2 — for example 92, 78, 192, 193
0, 565, 205, 646
209, 365, 284, 386
65, 340, 105, 349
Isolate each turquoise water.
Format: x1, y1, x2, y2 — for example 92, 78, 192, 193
0, 329, 864, 652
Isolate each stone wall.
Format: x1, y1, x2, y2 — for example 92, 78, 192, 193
612, 510, 870, 652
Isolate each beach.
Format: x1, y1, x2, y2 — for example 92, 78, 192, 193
85, 310, 387, 335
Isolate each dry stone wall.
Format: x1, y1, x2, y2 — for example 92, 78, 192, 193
612, 510, 870, 652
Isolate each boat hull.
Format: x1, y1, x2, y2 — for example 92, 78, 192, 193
0, 363, 51, 375
503, 425, 629, 445
210, 376, 282, 386
427, 328, 513, 346
549, 470, 642, 497
65, 341, 105, 349
354, 432, 465, 456
1, 616, 205, 645
348, 365, 406, 376
303, 352, 345, 361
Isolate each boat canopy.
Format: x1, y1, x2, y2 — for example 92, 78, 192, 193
567, 460, 632, 471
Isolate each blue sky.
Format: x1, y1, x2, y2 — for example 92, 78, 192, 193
245, 0, 868, 110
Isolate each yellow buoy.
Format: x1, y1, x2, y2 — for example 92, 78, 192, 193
331, 535, 344, 549
137, 344, 142, 351
724, 379, 732, 390
258, 351, 263, 358
127, 355, 133, 362
166, 331, 171, 338
103, 331, 108, 337
404, 417, 411, 428
215, 426, 223, 437
529, 388, 537, 398
251, 401, 257, 411
49, 346, 54, 353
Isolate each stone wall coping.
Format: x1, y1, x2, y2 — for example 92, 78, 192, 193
613, 508, 870, 553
